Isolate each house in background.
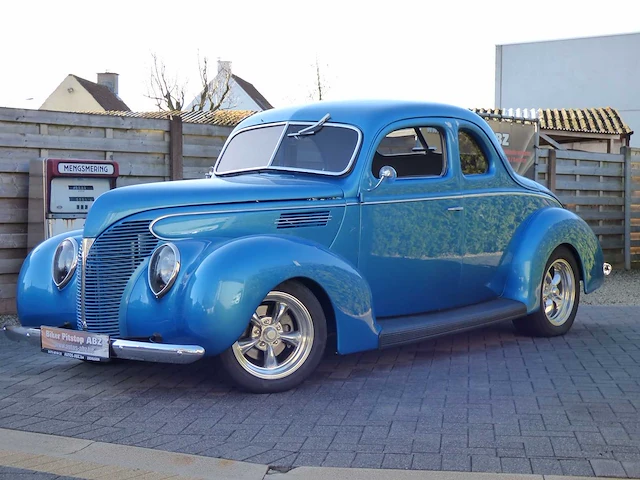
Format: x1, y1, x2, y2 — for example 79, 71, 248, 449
185, 60, 273, 111
40, 73, 130, 112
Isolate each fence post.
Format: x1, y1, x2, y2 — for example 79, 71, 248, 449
169, 115, 183, 181
548, 149, 557, 193
623, 146, 631, 270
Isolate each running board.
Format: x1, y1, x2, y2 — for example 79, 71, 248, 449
377, 298, 527, 349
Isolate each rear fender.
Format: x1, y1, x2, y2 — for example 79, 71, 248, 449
181, 235, 379, 355
496, 207, 604, 312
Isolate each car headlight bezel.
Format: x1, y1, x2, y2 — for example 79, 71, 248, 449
52, 237, 79, 289
148, 243, 180, 299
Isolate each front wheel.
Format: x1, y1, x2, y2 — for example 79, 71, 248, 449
219, 281, 327, 393
513, 246, 580, 336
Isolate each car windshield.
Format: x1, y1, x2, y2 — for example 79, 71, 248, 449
214, 122, 361, 176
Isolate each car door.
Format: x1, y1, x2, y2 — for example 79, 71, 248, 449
358, 119, 464, 318
457, 120, 552, 305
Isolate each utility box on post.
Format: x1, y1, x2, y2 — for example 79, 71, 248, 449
27, 158, 119, 250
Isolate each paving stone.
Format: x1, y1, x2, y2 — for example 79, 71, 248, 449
411, 453, 442, 470
3, 306, 640, 474
561, 459, 596, 476
500, 457, 532, 474
441, 454, 471, 472
590, 458, 628, 477
351, 453, 384, 468
471, 455, 501, 472
381, 453, 412, 469
321, 452, 356, 467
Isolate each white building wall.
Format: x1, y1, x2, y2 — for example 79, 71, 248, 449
495, 32, 640, 146
40, 76, 103, 112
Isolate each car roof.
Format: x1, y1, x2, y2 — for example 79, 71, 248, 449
236, 99, 486, 132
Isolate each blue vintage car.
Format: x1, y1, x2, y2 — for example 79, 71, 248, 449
5, 100, 611, 393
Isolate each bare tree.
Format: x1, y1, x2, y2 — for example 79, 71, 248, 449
147, 53, 186, 111
147, 53, 234, 112
309, 56, 330, 102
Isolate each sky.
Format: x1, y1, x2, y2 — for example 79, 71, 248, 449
1, 0, 639, 113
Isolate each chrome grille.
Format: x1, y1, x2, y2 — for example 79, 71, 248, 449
75, 241, 83, 331
80, 220, 158, 337
276, 210, 331, 229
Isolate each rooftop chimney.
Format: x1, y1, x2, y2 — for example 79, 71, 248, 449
217, 60, 232, 75
97, 72, 119, 95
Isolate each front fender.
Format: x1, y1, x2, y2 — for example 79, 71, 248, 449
498, 207, 604, 312
181, 235, 378, 356
17, 230, 83, 327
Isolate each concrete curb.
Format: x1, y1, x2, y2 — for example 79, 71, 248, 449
0, 428, 629, 480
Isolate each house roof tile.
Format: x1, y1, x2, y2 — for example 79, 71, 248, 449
231, 74, 273, 110
72, 75, 131, 111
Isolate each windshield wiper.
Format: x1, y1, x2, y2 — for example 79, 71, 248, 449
287, 113, 331, 137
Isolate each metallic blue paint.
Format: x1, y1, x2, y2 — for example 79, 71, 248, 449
14, 100, 606, 366
17, 230, 82, 328
498, 207, 604, 311
84, 175, 345, 238
125, 235, 378, 355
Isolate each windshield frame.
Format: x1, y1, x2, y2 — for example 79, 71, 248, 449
213, 120, 363, 177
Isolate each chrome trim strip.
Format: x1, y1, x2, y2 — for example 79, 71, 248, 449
3, 326, 41, 346
213, 121, 363, 177
79, 238, 95, 331
52, 237, 79, 289
360, 191, 555, 206
3, 326, 205, 365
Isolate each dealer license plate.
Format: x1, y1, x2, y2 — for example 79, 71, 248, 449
41, 326, 110, 362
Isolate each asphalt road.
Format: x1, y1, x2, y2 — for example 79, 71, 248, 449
2, 305, 640, 477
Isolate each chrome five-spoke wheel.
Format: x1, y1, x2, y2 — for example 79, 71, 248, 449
232, 291, 314, 380
220, 281, 327, 393
513, 246, 580, 337
541, 258, 575, 326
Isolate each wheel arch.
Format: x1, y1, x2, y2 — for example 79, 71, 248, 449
498, 207, 604, 313
294, 277, 337, 337
181, 234, 379, 356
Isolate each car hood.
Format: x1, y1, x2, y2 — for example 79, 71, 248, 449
83, 174, 345, 237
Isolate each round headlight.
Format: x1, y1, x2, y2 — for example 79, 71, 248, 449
52, 237, 78, 289
148, 243, 180, 298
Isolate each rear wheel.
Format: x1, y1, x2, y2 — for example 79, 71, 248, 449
513, 246, 580, 336
219, 281, 327, 393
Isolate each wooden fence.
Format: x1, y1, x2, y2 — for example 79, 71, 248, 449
0, 106, 638, 314
0, 107, 233, 314
535, 147, 632, 268
632, 148, 640, 267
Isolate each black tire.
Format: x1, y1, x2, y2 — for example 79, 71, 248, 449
513, 246, 580, 337
219, 281, 327, 393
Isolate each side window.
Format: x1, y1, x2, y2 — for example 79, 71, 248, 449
459, 130, 489, 175
372, 127, 445, 178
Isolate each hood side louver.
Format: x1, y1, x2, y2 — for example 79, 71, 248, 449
276, 210, 331, 229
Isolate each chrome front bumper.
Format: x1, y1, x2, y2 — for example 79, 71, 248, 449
3, 326, 205, 364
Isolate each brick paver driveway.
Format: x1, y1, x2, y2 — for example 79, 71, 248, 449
2, 306, 640, 477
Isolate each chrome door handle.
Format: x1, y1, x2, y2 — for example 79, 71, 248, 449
447, 206, 464, 211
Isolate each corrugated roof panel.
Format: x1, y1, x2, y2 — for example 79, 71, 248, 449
77, 109, 255, 127
472, 107, 632, 135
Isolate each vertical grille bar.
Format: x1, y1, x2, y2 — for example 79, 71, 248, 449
81, 220, 158, 337
75, 241, 83, 331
